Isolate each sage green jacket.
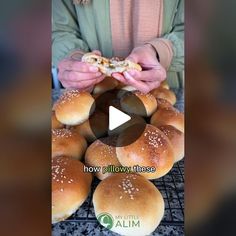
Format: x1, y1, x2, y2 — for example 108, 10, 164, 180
52, 0, 184, 89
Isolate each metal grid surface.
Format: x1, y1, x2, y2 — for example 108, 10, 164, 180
63, 160, 184, 226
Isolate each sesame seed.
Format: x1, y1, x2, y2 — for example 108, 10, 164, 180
52, 128, 73, 140
54, 89, 81, 108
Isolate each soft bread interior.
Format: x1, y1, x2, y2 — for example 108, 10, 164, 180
82, 53, 142, 76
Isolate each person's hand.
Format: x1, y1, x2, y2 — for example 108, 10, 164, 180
58, 50, 105, 91
112, 45, 166, 93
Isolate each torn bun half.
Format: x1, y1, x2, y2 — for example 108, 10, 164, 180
82, 53, 142, 76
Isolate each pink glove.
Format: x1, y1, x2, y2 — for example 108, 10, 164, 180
58, 50, 105, 91
112, 45, 166, 93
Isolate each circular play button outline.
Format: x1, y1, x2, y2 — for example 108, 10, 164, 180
88, 89, 147, 147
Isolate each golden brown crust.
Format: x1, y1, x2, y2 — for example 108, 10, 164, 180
54, 90, 95, 126
93, 173, 164, 236
52, 128, 87, 160
82, 53, 142, 76
116, 124, 174, 179
158, 125, 184, 162
93, 76, 119, 95
85, 137, 121, 180
52, 111, 64, 129
116, 85, 137, 99
115, 81, 127, 89
120, 91, 157, 117
52, 156, 92, 223
150, 107, 184, 133
96, 95, 121, 114
150, 87, 176, 105
74, 110, 108, 142
159, 80, 170, 90
156, 98, 173, 110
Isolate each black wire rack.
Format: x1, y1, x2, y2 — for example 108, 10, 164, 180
63, 160, 184, 227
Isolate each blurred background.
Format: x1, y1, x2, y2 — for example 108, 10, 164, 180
0, 1, 51, 235
185, 0, 236, 235
0, 0, 235, 235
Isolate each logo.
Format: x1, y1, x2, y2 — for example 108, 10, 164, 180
97, 213, 114, 229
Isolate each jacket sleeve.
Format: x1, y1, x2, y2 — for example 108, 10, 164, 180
148, 0, 184, 72
52, 0, 90, 67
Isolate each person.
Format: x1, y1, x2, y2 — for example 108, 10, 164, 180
52, 0, 184, 93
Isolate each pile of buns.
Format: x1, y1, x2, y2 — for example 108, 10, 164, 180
51, 78, 184, 236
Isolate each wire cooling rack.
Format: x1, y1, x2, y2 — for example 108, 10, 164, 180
63, 159, 184, 227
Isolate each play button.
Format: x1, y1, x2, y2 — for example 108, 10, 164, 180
109, 106, 131, 131
88, 89, 147, 147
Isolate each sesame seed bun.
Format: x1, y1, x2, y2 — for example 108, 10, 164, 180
150, 87, 176, 105
95, 92, 121, 114
74, 110, 108, 142
51, 111, 64, 129
158, 125, 184, 162
82, 53, 142, 76
159, 80, 170, 90
115, 81, 127, 90
54, 90, 95, 126
116, 124, 174, 179
93, 173, 164, 236
156, 98, 173, 110
52, 156, 92, 223
92, 93, 100, 100
93, 76, 119, 95
120, 91, 157, 117
85, 137, 121, 180
150, 107, 184, 133
52, 128, 87, 160
116, 86, 137, 99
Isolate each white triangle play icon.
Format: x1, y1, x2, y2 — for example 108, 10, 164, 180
109, 106, 131, 131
